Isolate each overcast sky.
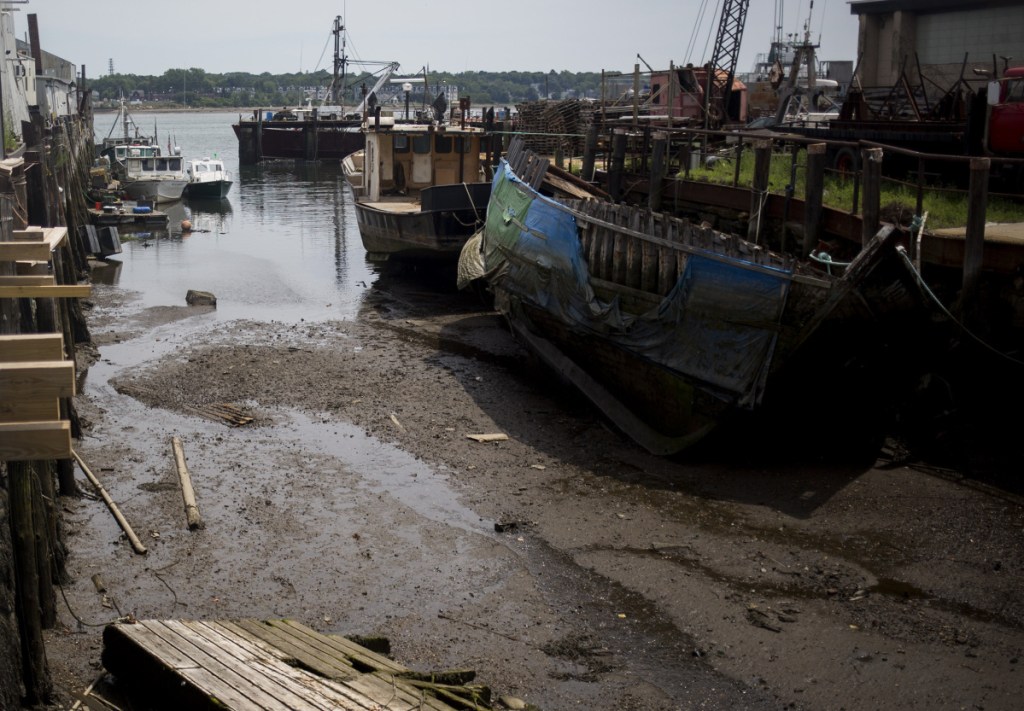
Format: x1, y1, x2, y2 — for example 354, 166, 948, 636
22, 0, 861, 79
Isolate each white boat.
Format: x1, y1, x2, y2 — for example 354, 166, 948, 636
120, 153, 188, 203
184, 157, 233, 199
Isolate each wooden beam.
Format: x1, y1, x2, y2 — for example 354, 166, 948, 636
0, 285, 91, 298
0, 360, 76, 399
0, 398, 60, 424
13, 228, 46, 241
0, 275, 56, 287
0, 333, 65, 361
0, 421, 71, 461
0, 228, 68, 262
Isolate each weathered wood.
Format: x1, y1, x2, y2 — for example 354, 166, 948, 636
0, 397, 59, 424
649, 132, 667, 212
225, 619, 358, 681
171, 437, 204, 530
72, 449, 148, 555
747, 140, 772, 243
9, 462, 52, 705
861, 147, 884, 247
962, 157, 990, 330
803, 143, 827, 257
581, 125, 599, 182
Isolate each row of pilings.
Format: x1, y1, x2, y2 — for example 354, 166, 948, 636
1, 104, 96, 708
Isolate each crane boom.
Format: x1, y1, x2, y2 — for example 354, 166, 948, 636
704, 0, 751, 128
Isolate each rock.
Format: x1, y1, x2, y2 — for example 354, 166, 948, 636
186, 290, 217, 307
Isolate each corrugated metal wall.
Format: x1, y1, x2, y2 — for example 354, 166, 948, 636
916, 6, 1024, 65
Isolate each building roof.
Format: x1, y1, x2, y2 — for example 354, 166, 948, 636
851, 0, 1022, 15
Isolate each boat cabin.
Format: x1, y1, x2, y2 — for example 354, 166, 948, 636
361, 119, 488, 203
125, 155, 185, 180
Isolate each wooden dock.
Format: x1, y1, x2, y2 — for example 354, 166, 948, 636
88, 206, 169, 227
96, 618, 493, 711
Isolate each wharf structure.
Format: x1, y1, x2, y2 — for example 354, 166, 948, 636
0, 9, 106, 708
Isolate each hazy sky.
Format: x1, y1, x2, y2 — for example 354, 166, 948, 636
22, 0, 861, 79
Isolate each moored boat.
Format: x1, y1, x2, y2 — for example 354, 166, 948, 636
184, 157, 233, 199
462, 138, 940, 456
120, 153, 188, 204
342, 110, 492, 263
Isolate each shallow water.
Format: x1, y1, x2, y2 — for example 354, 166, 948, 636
94, 109, 374, 322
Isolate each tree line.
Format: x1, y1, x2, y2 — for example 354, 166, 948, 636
88, 67, 613, 108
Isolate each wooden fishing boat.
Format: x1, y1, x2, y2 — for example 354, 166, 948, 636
463, 138, 939, 455
342, 111, 491, 263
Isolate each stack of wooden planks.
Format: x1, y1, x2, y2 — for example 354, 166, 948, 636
97, 618, 495, 710
0, 225, 90, 461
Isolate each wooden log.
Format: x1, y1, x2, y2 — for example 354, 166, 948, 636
608, 129, 627, 202
581, 125, 598, 182
861, 147, 884, 247
803, 143, 827, 257
71, 449, 148, 555
171, 437, 204, 531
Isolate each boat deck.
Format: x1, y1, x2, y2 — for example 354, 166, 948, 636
361, 200, 422, 214
95, 618, 485, 710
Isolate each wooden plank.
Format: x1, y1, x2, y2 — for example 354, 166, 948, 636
0, 285, 92, 298
0, 397, 60, 424
273, 620, 408, 675
161, 620, 340, 711
0, 334, 64, 362
13, 228, 46, 241
228, 620, 358, 681
107, 623, 267, 710
0, 421, 70, 460
0, 241, 52, 262
44, 227, 69, 251
134, 620, 311, 710
0, 276, 54, 287
0, 361, 75, 399
194, 622, 384, 711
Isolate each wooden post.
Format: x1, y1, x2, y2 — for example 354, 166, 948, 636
632, 64, 640, 128
861, 147, 883, 246
608, 129, 628, 203
803, 143, 826, 257
667, 60, 676, 130
962, 157, 990, 329
649, 132, 667, 212
171, 437, 204, 531
581, 125, 598, 182
733, 140, 743, 187
747, 140, 772, 243
9, 462, 52, 706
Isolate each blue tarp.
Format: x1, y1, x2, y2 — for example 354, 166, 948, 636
483, 161, 793, 407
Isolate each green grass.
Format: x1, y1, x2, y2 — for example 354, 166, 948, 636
680, 146, 1022, 229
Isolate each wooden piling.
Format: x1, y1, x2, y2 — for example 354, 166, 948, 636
747, 140, 772, 244
861, 147, 884, 246
649, 132, 667, 212
962, 157, 990, 329
581, 125, 598, 183
608, 130, 628, 203
803, 143, 826, 257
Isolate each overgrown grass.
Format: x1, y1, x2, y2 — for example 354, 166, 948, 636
680, 147, 1022, 229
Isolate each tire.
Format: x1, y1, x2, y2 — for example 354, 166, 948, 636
832, 147, 858, 178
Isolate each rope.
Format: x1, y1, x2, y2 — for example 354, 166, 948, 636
896, 246, 1024, 367
450, 182, 484, 228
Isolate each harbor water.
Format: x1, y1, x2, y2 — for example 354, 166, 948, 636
93, 109, 375, 322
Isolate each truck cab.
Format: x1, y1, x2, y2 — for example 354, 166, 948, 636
988, 67, 1024, 155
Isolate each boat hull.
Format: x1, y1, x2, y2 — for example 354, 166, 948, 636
232, 120, 364, 161
122, 179, 187, 204
475, 154, 936, 455
185, 180, 233, 199
354, 182, 491, 263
